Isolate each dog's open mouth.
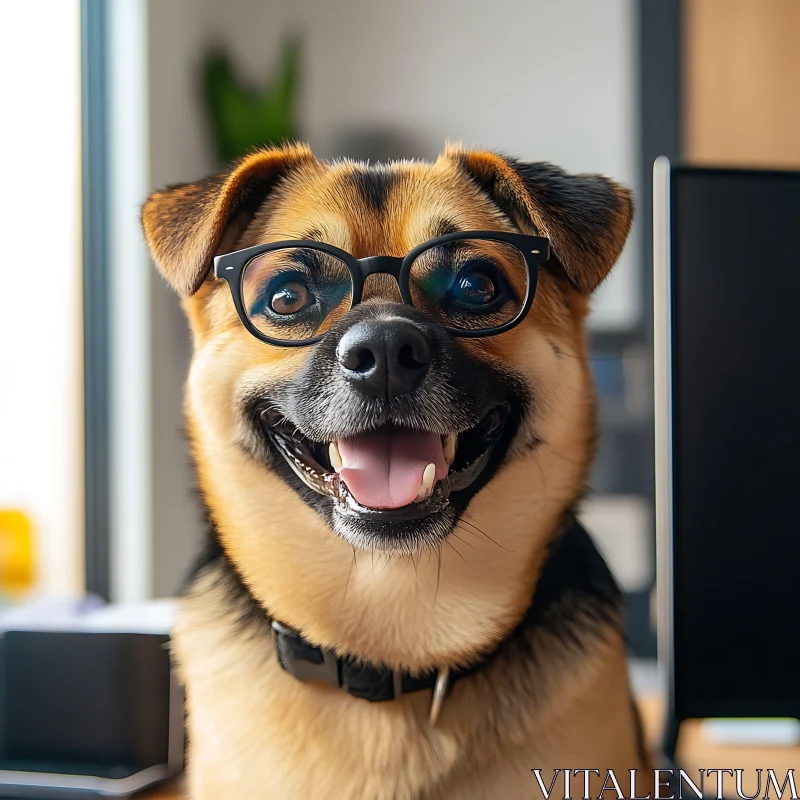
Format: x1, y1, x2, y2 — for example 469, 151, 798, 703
261, 406, 509, 521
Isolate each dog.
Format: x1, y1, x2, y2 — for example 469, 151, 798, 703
141, 143, 652, 799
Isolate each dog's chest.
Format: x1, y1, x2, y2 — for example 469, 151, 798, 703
172, 590, 474, 799
171, 574, 641, 799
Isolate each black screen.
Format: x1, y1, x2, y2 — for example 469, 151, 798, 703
670, 168, 800, 720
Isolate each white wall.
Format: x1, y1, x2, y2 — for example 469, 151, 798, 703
144, 0, 639, 595
0, 1, 84, 595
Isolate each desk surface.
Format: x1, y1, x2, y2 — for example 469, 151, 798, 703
141, 695, 799, 798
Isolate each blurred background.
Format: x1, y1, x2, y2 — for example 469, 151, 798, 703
1, 0, 798, 661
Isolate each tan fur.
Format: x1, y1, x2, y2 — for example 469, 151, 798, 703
142, 144, 649, 798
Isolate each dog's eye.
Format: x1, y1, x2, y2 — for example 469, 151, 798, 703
269, 280, 311, 315
453, 261, 501, 305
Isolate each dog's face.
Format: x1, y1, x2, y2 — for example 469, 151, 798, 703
143, 144, 631, 660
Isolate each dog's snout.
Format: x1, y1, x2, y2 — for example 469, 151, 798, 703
336, 318, 432, 400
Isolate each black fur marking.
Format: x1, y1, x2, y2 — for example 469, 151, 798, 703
514, 514, 622, 639
518, 431, 543, 454
429, 217, 461, 239
546, 338, 563, 359
295, 226, 326, 243
349, 167, 396, 214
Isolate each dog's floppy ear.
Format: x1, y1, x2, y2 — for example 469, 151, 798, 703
141, 143, 315, 296
447, 147, 633, 294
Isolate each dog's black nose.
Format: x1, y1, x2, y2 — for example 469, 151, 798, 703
336, 318, 432, 399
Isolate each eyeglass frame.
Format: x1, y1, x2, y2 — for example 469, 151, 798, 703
213, 230, 550, 347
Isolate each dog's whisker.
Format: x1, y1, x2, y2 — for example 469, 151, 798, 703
454, 518, 488, 539
449, 530, 476, 550
554, 351, 628, 363
379, 553, 394, 574
532, 451, 551, 507
444, 537, 467, 564
456, 518, 512, 552
434, 545, 442, 605
456, 523, 515, 554
540, 445, 585, 466
340, 554, 356, 608
454, 522, 489, 544
460, 513, 490, 532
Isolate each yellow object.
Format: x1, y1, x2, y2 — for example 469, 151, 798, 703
0, 509, 35, 595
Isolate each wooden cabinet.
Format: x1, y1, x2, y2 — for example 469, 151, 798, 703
685, 0, 800, 167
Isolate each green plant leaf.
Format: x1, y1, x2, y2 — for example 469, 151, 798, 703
201, 38, 300, 164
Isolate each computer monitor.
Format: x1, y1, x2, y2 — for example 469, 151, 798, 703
654, 160, 800, 755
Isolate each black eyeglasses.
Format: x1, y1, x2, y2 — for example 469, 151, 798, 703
213, 231, 550, 347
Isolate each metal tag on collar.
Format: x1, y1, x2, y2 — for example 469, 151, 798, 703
428, 667, 450, 726
393, 668, 403, 700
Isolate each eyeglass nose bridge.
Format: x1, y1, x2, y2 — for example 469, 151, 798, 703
358, 255, 405, 279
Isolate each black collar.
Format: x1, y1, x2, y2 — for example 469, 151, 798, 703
272, 618, 462, 705
268, 515, 620, 708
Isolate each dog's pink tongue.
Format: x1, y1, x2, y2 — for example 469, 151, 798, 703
337, 429, 448, 509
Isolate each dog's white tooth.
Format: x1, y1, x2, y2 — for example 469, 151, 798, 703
329, 442, 343, 472
422, 463, 436, 493
415, 463, 437, 503
443, 433, 457, 465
